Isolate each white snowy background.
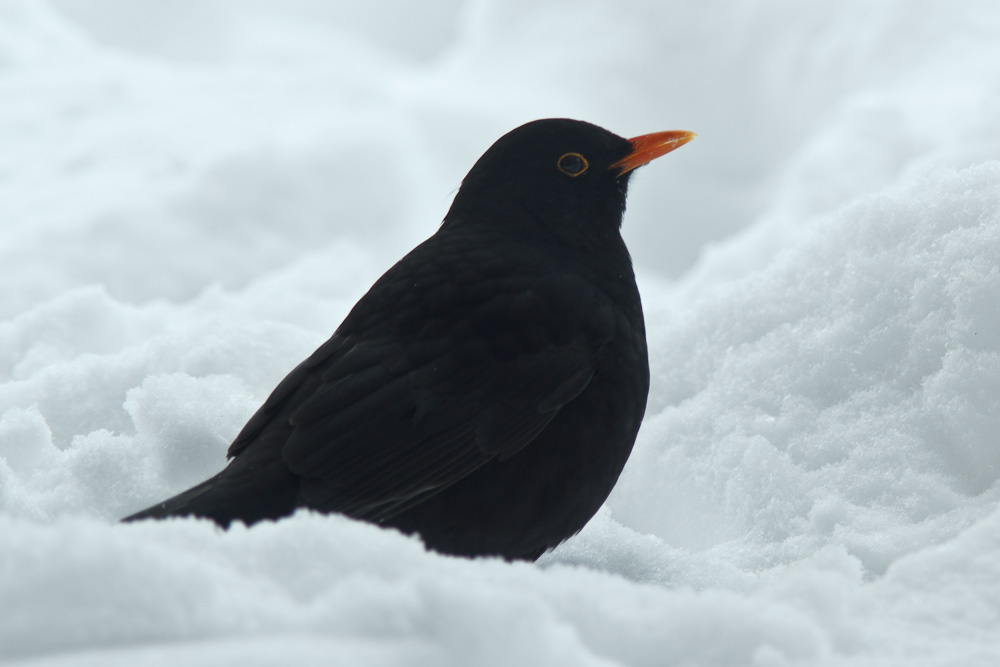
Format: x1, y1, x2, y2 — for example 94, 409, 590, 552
2, 0, 1000, 665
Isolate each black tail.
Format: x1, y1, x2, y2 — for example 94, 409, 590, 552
121, 455, 301, 527
122, 472, 227, 523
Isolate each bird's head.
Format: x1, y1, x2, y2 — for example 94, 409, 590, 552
444, 118, 694, 247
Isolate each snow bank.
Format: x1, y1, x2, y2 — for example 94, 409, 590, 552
625, 163, 1000, 572
3, 0, 1000, 665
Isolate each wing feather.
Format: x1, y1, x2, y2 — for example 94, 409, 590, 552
225, 232, 617, 522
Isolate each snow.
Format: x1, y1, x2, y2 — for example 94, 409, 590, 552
2, 1, 1000, 665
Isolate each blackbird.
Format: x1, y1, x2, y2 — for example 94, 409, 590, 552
124, 118, 695, 560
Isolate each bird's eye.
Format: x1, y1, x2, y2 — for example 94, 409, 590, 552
557, 152, 589, 177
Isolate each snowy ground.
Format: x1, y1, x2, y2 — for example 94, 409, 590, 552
2, 1, 1000, 665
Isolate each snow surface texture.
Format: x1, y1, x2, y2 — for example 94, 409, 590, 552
2, 1, 1000, 665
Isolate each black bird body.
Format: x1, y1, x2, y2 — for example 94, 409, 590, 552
124, 119, 694, 560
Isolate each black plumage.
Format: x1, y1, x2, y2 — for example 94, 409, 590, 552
123, 118, 694, 560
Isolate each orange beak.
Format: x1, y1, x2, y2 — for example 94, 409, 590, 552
609, 130, 696, 175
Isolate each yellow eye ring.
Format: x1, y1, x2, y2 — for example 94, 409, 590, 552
557, 152, 589, 177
